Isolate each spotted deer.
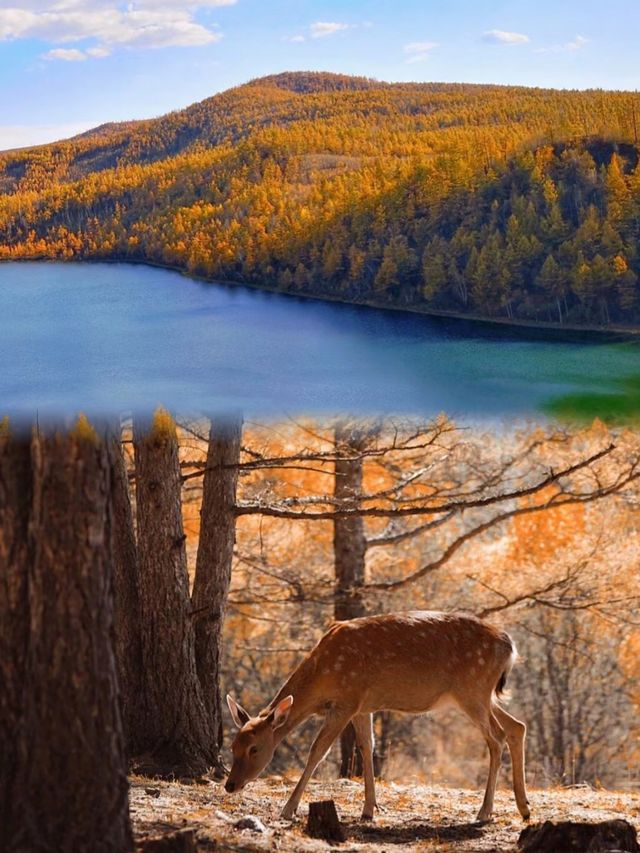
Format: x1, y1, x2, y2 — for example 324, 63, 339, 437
225, 611, 530, 823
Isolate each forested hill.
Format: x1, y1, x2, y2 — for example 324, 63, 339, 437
1, 71, 640, 327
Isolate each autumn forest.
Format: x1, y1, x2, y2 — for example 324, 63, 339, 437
2, 72, 640, 327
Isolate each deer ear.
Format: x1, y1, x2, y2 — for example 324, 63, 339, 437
271, 695, 294, 730
227, 694, 250, 729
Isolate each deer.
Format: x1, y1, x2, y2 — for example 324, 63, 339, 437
225, 611, 530, 824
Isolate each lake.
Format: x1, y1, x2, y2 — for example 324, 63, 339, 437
1, 261, 638, 419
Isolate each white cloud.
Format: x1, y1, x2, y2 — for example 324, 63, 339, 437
535, 34, 589, 54
567, 35, 588, 50
483, 29, 530, 45
403, 40, 438, 64
134, 0, 237, 6
0, 0, 236, 55
42, 46, 87, 60
86, 44, 110, 56
284, 20, 352, 43
310, 21, 349, 39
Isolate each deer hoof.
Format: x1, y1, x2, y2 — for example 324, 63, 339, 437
361, 810, 375, 822
475, 809, 494, 824
280, 805, 297, 821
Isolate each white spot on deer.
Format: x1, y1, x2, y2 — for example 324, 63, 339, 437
478, 656, 485, 665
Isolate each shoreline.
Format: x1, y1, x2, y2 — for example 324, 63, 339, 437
4, 255, 640, 344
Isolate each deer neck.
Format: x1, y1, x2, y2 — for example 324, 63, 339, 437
268, 654, 320, 742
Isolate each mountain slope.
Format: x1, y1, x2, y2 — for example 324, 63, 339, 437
1, 72, 639, 327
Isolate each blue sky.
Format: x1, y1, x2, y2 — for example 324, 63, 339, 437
1, 0, 639, 150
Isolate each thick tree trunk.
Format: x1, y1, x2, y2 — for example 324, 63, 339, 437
108, 427, 145, 756
133, 412, 215, 777
1, 426, 133, 851
333, 422, 367, 778
191, 415, 242, 777
0, 430, 32, 841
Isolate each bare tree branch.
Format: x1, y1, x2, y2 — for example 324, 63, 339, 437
234, 444, 617, 519
364, 468, 639, 592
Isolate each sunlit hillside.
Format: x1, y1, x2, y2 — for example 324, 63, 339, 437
1, 72, 639, 326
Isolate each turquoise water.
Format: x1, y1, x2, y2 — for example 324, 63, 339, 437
1, 261, 638, 418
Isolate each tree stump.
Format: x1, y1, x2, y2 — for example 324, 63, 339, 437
306, 800, 346, 844
518, 820, 639, 852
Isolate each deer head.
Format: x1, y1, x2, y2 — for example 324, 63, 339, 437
224, 694, 294, 793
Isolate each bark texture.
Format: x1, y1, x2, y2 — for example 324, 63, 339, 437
373, 711, 392, 778
0, 431, 32, 842
108, 428, 145, 756
333, 423, 367, 778
1, 427, 133, 852
306, 801, 346, 843
191, 415, 242, 775
133, 413, 214, 776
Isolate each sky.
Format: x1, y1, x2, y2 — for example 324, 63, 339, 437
1, 0, 639, 150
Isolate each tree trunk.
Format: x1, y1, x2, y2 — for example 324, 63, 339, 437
1, 425, 133, 851
191, 415, 243, 777
107, 426, 145, 757
133, 412, 215, 777
0, 429, 32, 841
373, 711, 392, 778
333, 422, 367, 778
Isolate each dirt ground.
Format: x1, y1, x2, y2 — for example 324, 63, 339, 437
131, 775, 640, 852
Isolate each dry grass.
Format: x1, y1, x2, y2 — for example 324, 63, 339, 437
131, 775, 640, 851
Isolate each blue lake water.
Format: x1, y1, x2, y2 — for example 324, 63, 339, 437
1, 261, 638, 419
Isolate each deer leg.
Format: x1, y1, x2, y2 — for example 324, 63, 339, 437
351, 712, 377, 821
493, 704, 530, 821
477, 711, 505, 823
280, 709, 353, 820
457, 698, 505, 823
